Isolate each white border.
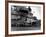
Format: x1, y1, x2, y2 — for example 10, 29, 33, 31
8, 3, 43, 34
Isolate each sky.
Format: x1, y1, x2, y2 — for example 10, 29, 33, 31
30, 6, 41, 20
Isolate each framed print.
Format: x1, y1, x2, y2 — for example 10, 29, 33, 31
5, 1, 45, 37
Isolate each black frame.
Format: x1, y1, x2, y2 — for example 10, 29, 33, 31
5, 1, 45, 37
